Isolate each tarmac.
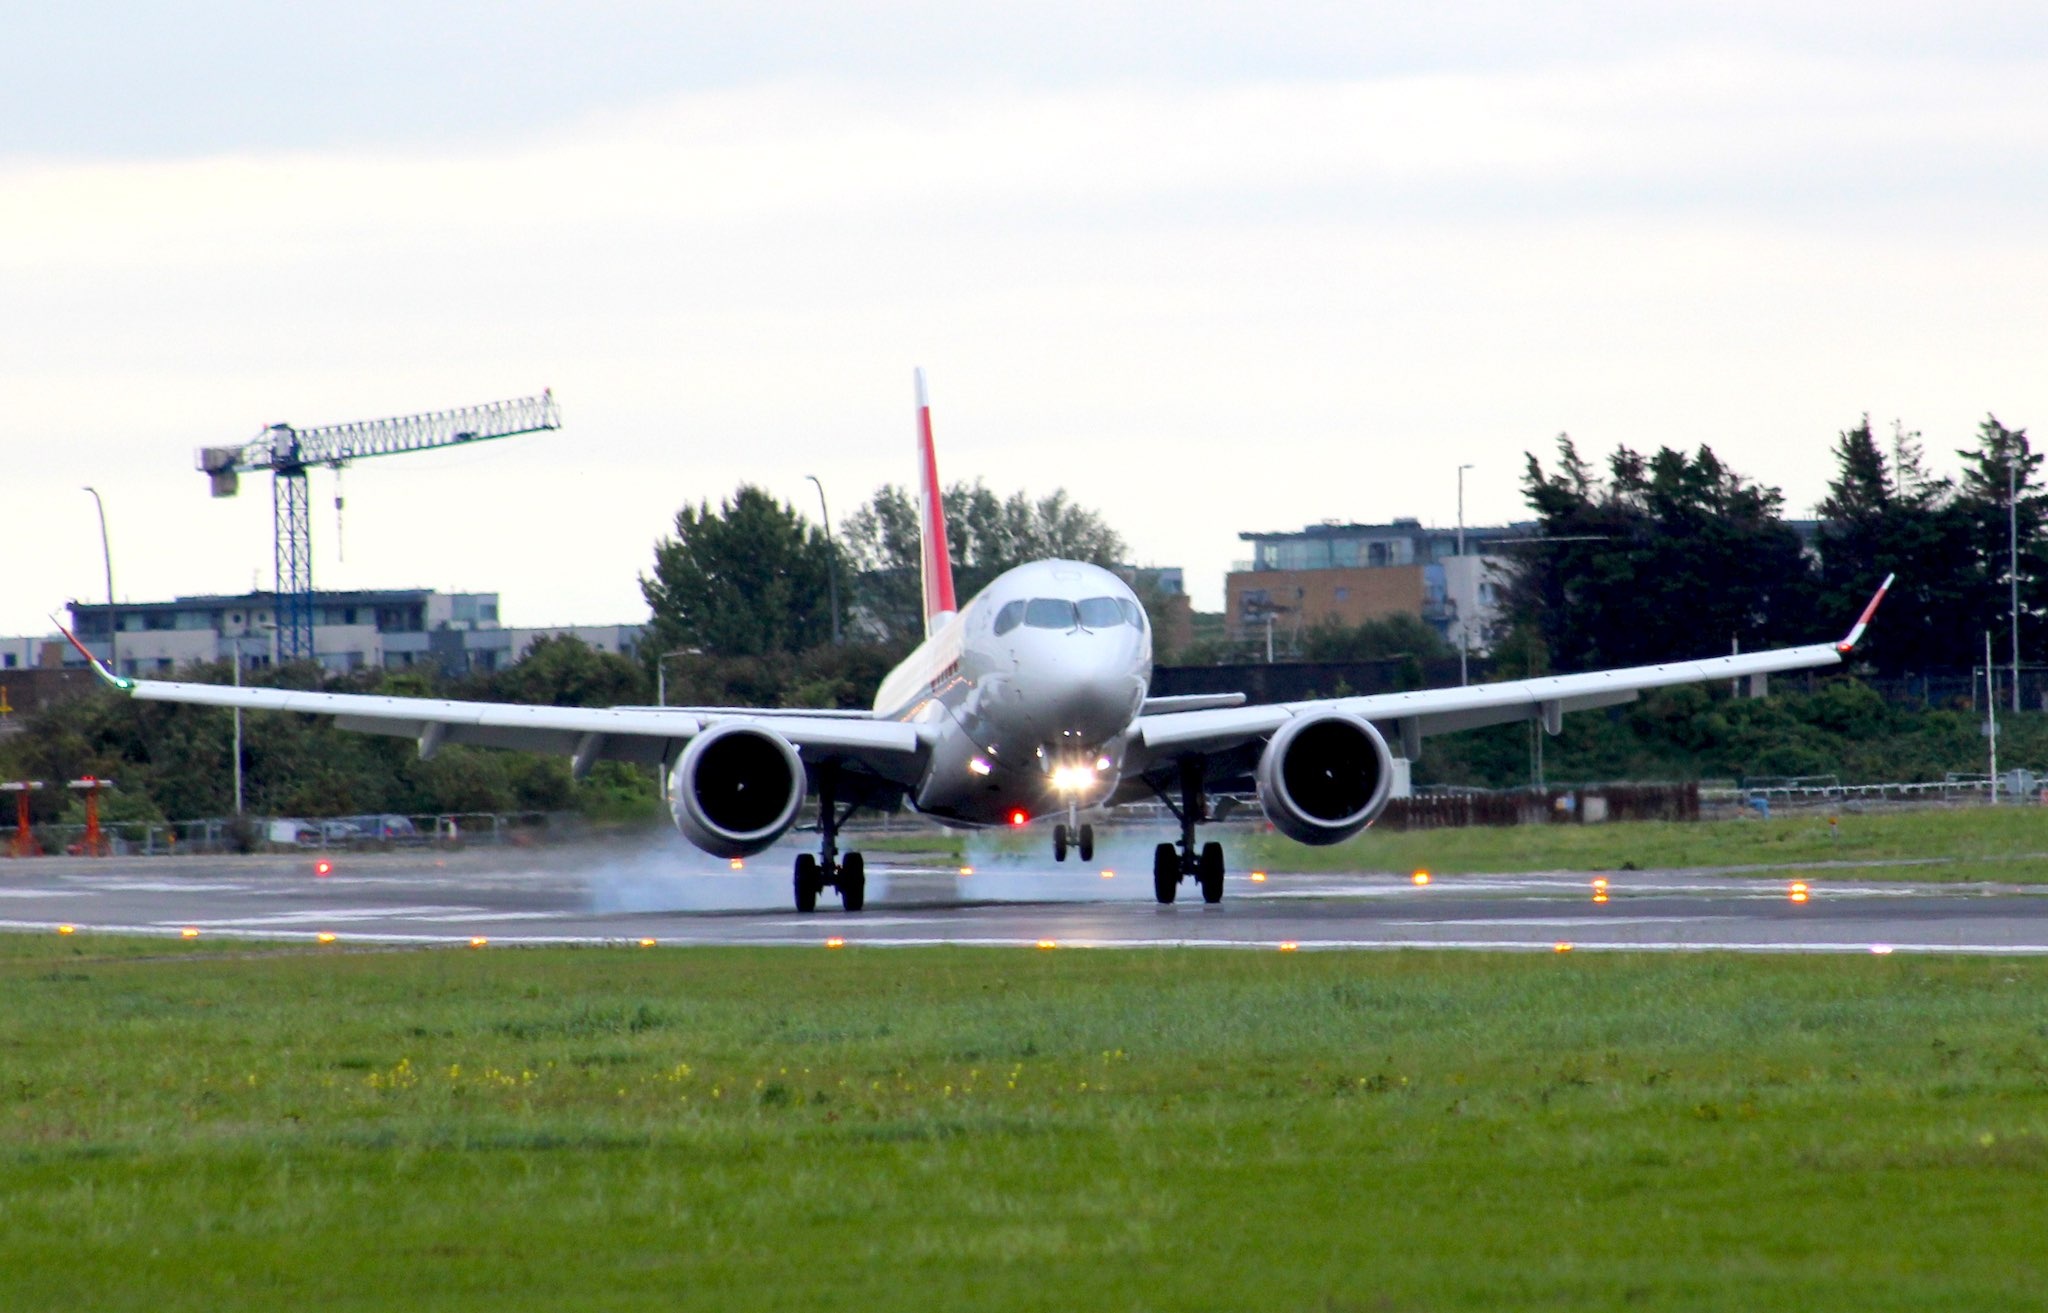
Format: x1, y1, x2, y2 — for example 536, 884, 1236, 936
5, 840, 2048, 953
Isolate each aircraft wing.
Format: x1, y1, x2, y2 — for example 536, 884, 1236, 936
1127, 575, 1891, 770
64, 630, 928, 789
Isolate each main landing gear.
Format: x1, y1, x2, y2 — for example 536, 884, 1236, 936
793, 764, 865, 913
1150, 757, 1225, 906
1052, 821, 1094, 863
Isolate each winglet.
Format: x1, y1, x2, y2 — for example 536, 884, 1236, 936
914, 368, 958, 636
51, 615, 135, 691
1836, 573, 1895, 653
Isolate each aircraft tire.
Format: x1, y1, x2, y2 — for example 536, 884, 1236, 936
1078, 824, 1094, 862
841, 852, 866, 912
794, 853, 819, 914
1199, 842, 1225, 904
1053, 824, 1069, 862
1153, 842, 1178, 905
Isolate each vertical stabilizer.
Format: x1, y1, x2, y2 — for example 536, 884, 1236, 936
915, 368, 958, 636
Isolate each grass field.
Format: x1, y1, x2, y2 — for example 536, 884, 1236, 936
872, 804, 2048, 883
4, 937, 2047, 1310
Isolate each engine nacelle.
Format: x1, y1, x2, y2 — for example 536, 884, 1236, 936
1254, 711, 1395, 846
669, 724, 807, 858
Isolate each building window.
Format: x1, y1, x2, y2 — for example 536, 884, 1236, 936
1369, 543, 1389, 566
1334, 587, 1350, 602
2, 653, 15, 669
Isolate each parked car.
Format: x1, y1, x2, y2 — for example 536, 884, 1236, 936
268, 819, 319, 846
342, 814, 421, 845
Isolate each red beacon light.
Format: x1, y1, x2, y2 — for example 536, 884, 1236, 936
1008, 809, 1029, 827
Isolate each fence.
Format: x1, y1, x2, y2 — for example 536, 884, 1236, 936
0, 810, 563, 858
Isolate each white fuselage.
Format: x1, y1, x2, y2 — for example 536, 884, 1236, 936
871, 560, 1152, 826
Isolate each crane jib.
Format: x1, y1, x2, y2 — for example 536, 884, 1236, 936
192, 391, 561, 663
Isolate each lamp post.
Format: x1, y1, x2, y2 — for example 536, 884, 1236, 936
1456, 464, 1475, 686
655, 648, 693, 707
805, 474, 842, 645
231, 622, 274, 816
2011, 455, 2021, 714
81, 486, 116, 673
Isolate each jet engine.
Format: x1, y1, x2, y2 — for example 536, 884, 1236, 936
669, 724, 807, 858
1254, 711, 1395, 846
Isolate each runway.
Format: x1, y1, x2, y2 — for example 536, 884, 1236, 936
5, 841, 2048, 953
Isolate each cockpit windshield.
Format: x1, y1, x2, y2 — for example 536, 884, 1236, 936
994, 596, 1145, 635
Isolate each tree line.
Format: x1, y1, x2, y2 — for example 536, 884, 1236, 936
1507, 414, 2039, 677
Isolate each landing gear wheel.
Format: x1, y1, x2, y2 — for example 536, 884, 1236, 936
1078, 824, 1094, 862
1153, 842, 1179, 905
1053, 824, 1069, 863
794, 853, 819, 913
1199, 842, 1225, 904
840, 851, 866, 912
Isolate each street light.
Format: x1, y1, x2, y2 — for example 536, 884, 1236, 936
231, 621, 275, 816
805, 474, 842, 645
81, 486, 116, 673
1456, 464, 1475, 686
655, 648, 693, 707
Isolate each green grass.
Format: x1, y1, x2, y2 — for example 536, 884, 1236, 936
5, 939, 2048, 1309
872, 804, 2048, 882
1251, 804, 2048, 880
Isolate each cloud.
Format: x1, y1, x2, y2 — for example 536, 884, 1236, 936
3, 47, 2046, 633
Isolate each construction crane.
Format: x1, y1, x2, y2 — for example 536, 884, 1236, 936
198, 392, 562, 661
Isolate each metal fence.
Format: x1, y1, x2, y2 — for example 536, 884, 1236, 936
0, 810, 563, 858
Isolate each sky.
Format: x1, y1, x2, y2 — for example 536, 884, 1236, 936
5, 2, 2046, 633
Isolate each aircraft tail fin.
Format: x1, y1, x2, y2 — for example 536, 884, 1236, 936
915, 368, 957, 636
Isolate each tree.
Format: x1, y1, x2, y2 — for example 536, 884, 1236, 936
838, 480, 1127, 647
640, 486, 836, 661
1507, 435, 1817, 671
1814, 417, 1977, 673
1953, 414, 2048, 668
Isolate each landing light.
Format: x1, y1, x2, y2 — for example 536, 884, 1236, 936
1051, 764, 1097, 792
969, 757, 992, 776
1095, 755, 1112, 771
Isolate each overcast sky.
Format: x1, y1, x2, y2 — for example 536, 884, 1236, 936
5, 2, 2045, 633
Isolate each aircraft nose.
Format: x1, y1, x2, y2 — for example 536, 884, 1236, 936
1029, 660, 1140, 738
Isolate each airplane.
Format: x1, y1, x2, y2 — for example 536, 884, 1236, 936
62, 371, 1893, 913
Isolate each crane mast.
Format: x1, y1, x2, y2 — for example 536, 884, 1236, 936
198, 392, 561, 662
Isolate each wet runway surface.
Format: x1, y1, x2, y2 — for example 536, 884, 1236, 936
6, 845, 2048, 953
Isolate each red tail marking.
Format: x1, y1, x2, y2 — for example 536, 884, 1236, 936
916, 369, 957, 630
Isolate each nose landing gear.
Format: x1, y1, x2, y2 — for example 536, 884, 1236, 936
1051, 821, 1094, 863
